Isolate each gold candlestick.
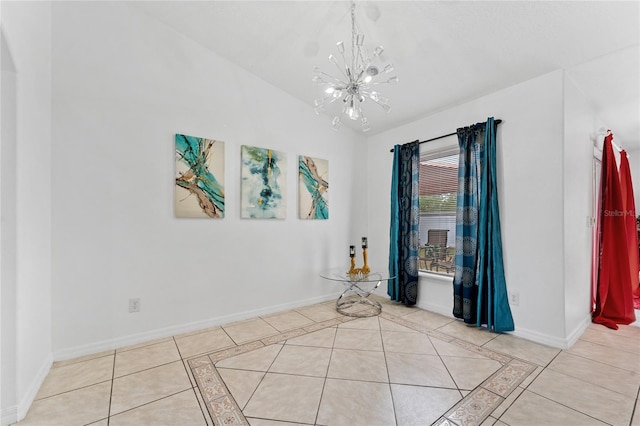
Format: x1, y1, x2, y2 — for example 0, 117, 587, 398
361, 247, 370, 274
348, 245, 358, 275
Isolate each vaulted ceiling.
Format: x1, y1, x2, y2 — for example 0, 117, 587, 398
132, 1, 640, 149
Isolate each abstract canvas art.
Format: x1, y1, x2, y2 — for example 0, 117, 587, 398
241, 145, 287, 219
299, 156, 329, 220
175, 134, 225, 218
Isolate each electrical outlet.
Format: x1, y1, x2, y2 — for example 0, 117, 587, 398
508, 291, 520, 306
129, 298, 140, 313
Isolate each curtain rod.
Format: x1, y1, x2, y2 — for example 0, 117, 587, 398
389, 119, 502, 153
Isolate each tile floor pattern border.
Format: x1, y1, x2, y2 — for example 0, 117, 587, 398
188, 309, 537, 426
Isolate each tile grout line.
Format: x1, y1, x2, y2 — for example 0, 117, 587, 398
187, 311, 346, 424
313, 324, 339, 426
521, 386, 618, 425
106, 352, 116, 425
192, 306, 535, 424
379, 315, 400, 426
514, 352, 639, 424
174, 336, 212, 425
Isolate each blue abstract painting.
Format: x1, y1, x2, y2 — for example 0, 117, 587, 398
299, 156, 329, 220
241, 145, 287, 219
175, 134, 225, 218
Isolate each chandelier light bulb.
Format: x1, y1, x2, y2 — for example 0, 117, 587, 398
347, 98, 359, 120
312, 0, 397, 132
362, 117, 371, 132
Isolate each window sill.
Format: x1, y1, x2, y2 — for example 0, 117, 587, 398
418, 270, 453, 284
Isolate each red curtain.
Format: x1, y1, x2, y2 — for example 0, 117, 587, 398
592, 134, 635, 329
619, 150, 640, 298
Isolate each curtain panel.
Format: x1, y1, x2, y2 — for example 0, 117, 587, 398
593, 134, 635, 329
453, 118, 514, 332
388, 141, 420, 305
619, 151, 639, 299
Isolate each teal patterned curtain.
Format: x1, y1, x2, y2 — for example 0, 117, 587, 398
388, 141, 420, 305
453, 118, 514, 332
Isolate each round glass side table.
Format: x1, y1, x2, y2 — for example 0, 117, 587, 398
319, 268, 395, 317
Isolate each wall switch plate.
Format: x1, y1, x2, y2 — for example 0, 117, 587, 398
508, 291, 520, 306
129, 298, 140, 313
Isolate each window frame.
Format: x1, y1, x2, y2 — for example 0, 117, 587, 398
418, 144, 459, 277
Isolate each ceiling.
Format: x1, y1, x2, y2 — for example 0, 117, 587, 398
132, 1, 640, 149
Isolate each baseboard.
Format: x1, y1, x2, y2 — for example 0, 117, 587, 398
631, 309, 640, 328
1, 405, 17, 426
53, 293, 340, 362
417, 301, 453, 319
509, 322, 580, 350
13, 353, 53, 424
564, 314, 592, 348
418, 300, 590, 350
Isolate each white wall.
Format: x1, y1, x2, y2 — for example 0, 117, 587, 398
563, 73, 599, 343
0, 1, 53, 423
367, 70, 570, 347
0, 26, 19, 426
627, 147, 640, 213
51, 2, 366, 358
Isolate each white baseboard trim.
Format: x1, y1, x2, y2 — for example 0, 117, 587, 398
53, 293, 340, 362
508, 327, 569, 349
564, 314, 592, 348
13, 353, 53, 424
418, 301, 591, 350
1, 405, 17, 426
509, 317, 589, 350
418, 302, 453, 319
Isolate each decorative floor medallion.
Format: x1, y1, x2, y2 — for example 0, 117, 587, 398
188, 305, 537, 426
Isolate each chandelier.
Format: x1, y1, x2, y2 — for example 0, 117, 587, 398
312, 1, 398, 132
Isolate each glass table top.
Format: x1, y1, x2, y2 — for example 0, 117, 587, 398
319, 268, 394, 283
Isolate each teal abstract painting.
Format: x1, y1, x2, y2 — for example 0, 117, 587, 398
299, 156, 329, 220
175, 134, 225, 218
241, 145, 287, 219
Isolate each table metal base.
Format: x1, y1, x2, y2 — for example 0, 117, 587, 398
335, 279, 382, 317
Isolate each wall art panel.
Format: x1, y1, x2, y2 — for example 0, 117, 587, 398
175, 134, 225, 218
299, 155, 329, 220
241, 145, 287, 219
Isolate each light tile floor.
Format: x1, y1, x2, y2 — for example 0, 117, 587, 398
15, 296, 640, 426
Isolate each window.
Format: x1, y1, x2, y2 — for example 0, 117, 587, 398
418, 147, 458, 275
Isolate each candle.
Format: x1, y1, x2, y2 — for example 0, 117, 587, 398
349, 245, 355, 257
361, 237, 368, 248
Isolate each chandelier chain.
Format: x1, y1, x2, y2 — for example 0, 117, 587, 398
350, 1, 356, 74
312, 0, 397, 131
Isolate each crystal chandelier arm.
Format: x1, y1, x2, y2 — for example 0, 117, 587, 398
354, 40, 370, 75
336, 41, 352, 77
368, 76, 399, 85
313, 68, 347, 87
361, 90, 391, 112
314, 94, 342, 114
329, 54, 350, 81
